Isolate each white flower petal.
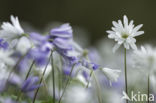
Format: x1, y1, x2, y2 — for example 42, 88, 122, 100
130, 43, 137, 50
102, 68, 121, 86
0, 15, 24, 41
132, 24, 143, 33
123, 15, 128, 27
113, 43, 121, 53
133, 31, 144, 37
124, 42, 130, 49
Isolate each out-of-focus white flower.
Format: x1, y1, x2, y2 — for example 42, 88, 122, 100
133, 45, 156, 75
0, 63, 8, 80
107, 15, 144, 52
64, 86, 90, 103
0, 15, 24, 41
102, 68, 121, 85
0, 49, 15, 66
16, 37, 32, 54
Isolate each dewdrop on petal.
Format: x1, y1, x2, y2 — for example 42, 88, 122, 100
107, 15, 144, 52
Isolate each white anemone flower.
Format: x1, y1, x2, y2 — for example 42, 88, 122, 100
107, 15, 144, 52
133, 45, 156, 75
0, 15, 24, 41
102, 67, 121, 85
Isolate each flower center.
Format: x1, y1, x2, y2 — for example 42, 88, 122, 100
122, 33, 129, 39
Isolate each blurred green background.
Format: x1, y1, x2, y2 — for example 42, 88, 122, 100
0, 0, 155, 44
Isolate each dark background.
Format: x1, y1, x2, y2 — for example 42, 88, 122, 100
0, 0, 155, 44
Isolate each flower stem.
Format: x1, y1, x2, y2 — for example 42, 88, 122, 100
16, 60, 35, 102
86, 69, 93, 88
51, 52, 55, 103
25, 60, 35, 79
92, 71, 103, 103
148, 74, 150, 103
58, 63, 76, 103
6, 52, 27, 85
124, 48, 128, 103
32, 52, 53, 103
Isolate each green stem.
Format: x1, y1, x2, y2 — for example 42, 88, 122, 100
16, 60, 35, 102
86, 69, 93, 88
51, 52, 55, 103
32, 52, 53, 103
148, 74, 150, 103
58, 64, 76, 103
124, 48, 128, 103
6, 53, 27, 85
25, 60, 35, 79
92, 71, 103, 103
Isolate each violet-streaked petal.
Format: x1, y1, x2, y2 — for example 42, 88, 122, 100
50, 23, 72, 39
53, 38, 72, 50
30, 32, 49, 43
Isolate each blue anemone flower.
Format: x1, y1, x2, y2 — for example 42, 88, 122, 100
29, 24, 78, 66
21, 76, 42, 93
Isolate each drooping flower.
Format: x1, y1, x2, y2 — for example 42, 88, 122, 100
21, 76, 42, 93
29, 23, 79, 66
101, 67, 121, 85
50, 23, 79, 63
50, 23, 73, 39
0, 15, 24, 41
107, 15, 144, 52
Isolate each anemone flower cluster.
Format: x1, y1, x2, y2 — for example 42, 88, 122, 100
1, 15, 155, 103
